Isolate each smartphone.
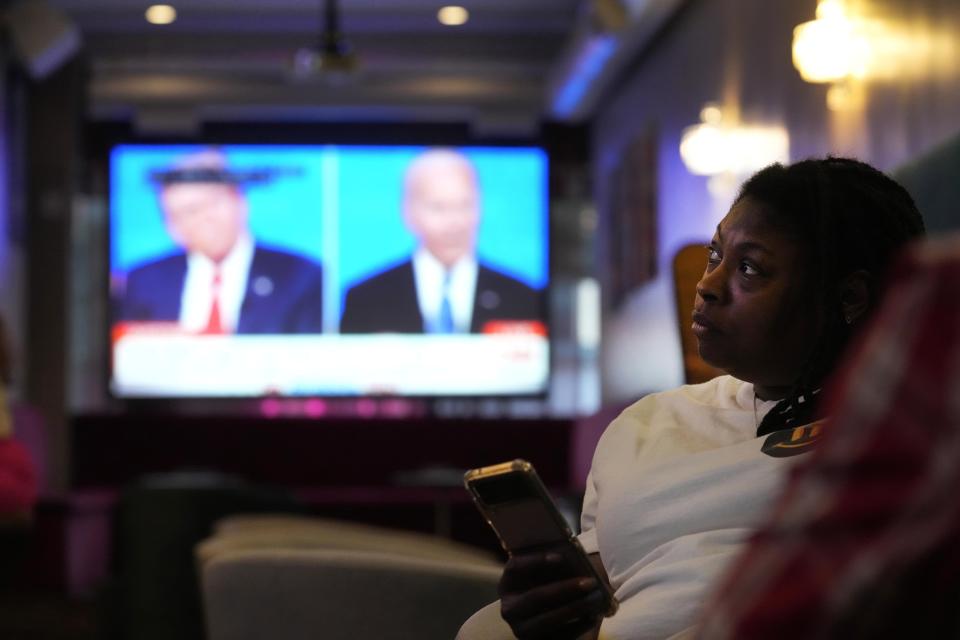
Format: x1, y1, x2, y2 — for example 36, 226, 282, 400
464, 459, 617, 616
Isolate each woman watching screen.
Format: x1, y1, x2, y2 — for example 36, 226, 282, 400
487, 157, 927, 640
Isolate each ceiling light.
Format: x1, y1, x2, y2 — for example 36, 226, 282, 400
145, 4, 177, 25
438, 6, 469, 26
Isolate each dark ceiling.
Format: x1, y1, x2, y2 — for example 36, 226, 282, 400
48, 0, 586, 134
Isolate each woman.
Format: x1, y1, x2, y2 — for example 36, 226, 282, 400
491, 157, 926, 640
698, 234, 960, 638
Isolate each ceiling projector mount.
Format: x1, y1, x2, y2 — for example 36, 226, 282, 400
290, 0, 358, 82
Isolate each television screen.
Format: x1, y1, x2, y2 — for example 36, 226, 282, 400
109, 143, 550, 398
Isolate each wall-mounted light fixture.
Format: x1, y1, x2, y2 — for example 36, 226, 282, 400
792, 0, 941, 113
679, 104, 789, 177
145, 4, 177, 26
792, 0, 870, 83
437, 6, 469, 27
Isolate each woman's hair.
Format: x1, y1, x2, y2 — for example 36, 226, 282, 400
734, 157, 926, 435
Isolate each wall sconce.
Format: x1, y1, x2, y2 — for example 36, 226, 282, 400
679, 104, 790, 177
792, 0, 870, 83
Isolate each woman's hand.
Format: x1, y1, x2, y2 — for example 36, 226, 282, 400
498, 547, 610, 640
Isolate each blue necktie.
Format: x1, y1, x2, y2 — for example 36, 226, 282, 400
436, 272, 454, 334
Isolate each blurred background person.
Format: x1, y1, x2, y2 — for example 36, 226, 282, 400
340, 147, 542, 334
117, 147, 324, 334
0, 315, 35, 520
0, 313, 38, 588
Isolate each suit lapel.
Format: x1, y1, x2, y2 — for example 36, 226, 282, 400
399, 261, 427, 332
471, 266, 501, 332
237, 247, 270, 333
159, 255, 188, 320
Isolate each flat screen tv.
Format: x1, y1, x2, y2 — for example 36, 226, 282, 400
109, 143, 550, 398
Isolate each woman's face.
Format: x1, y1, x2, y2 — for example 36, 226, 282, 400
693, 196, 821, 400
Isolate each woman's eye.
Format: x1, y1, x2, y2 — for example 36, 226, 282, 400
705, 246, 721, 264
740, 261, 759, 276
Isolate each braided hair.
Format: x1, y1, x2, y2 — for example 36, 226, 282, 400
736, 157, 926, 436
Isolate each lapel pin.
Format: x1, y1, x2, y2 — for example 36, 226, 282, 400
253, 276, 274, 297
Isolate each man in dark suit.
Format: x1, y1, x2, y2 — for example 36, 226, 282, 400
340, 148, 542, 334
117, 148, 324, 334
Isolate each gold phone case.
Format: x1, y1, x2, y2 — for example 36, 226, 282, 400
464, 459, 618, 617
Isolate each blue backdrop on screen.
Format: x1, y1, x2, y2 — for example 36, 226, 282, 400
110, 144, 326, 271
335, 145, 548, 292
111, 144, 549, 322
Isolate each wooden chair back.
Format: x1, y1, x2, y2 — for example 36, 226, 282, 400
672, 243, 724, 385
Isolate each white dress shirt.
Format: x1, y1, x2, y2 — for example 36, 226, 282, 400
179, 232, 254, 333
411, 248, 477, 333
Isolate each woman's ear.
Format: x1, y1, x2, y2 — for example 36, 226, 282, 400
839, 269, 871, 326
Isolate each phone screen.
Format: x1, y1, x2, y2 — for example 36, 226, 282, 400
468, 467, 572, 551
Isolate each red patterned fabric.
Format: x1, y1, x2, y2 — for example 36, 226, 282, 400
698, 236, 960, 639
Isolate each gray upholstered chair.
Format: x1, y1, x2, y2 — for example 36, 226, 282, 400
196, 513, 501, 569
201, 548, 502, 640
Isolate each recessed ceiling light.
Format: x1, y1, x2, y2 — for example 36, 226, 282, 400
145, 4, 177, 25
437, 6, 469, 26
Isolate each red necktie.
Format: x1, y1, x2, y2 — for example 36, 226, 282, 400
203, 269, 225, 334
